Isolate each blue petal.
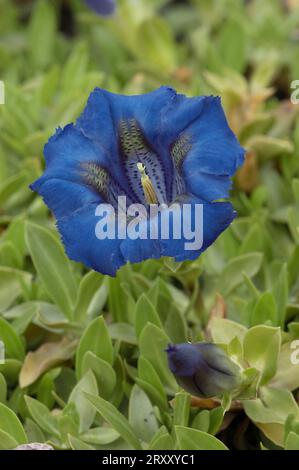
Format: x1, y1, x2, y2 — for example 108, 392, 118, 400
76, 87, 178, 200
145, 92, 244, 201
119, 195, 235, 266
166, 343, 202, 376
120, 229, 162, 265
57, 202, 124, 276
41, 124, 107, 182
76, 87, 174, 151
30, 178, 100, 219
84, 0, 116, 16
31, 124, 131, 217
181, 97, 245, 201
160, 196, 236, 262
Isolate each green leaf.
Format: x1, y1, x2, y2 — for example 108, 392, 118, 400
11, 303, 37, 335
217, 19, 246, 72
0, 267, 31, 311
138, 356, 168, 408
74, 271, 103, 323
247, 136, 293, 160
243, 326, 281, 385
135, 378, 169, 413
25, 222, 78, 319
173, 391, 190, 427
37, 372, 56, 409
129, 385, 159, 443
60, 42, 89, 95
285, 432, 299, 450
209, 407, 225, 435
3, 217, 26, 262
76, 316, 114, 378
270, 342, 299, 391
25, 396, 60, 438
24, 418, 45, 444
0, 172, 27, 207
292, 179, 299, 202
192, 410, 210, 433
251, 292, 277, 327
210, 318, 247, 344
108, 276, 128, 323
244, 387, 299, 447
287, 207, 299, 244
164, 304, 188, 343
68, 434, 95, 450
0, 372, 7, 404
0, 359, 22, 386
0, 241, 22, 268
108, 323, 137, 345
219, 253, 263, 295
0, 317, 25, 361
272, 263, 288, 327
135, 18, 176, 72
0, 429, 19, 449
135, 294, 163, 338
58, 402, 80, 440
139, 323, 177, 393
0, 402, 27, 444
80, 427, 119, 445
149, 426, 174, 450
175, 426, 228, 450
82, 352, 116, 400
28, 0, 56, 70
68, 370, 98, 433
85, 393, 142, 450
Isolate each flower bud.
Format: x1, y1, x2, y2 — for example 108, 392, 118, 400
166, 342, 241, 398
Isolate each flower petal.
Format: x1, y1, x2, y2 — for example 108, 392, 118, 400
31, 178, 100, 219
77, 87, 177, 200
159, 196, 236, 262
84, 0, 116, 16
57, 202, 125, 276
181, 97, 245, 201
41, 124, 107, 180
31, 124, 130, 217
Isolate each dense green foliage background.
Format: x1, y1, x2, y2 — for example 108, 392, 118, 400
0, 0, 299, 450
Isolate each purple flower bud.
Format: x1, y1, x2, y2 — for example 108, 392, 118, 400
84, 0, 116, 16
166, 342, 241, 398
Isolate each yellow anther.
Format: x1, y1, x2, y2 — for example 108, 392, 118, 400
137, 162, 158, 205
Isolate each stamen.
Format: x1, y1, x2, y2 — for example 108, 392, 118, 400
137, 162, 158, 205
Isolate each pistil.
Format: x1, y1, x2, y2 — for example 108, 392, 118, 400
137, 162, 158, 205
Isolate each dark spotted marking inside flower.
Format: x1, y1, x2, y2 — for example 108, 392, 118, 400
170, 133, 191, 198
81, 162, 109, 195
171, 133, 191, 170
118, 118, 167, 204
80, 162, 122, 207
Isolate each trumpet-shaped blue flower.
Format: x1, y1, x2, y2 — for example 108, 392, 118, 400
166, 342, 241, 398
31, 87, 244, 276
84, 0, 116, 16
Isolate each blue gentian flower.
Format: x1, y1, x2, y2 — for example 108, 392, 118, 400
31, 87, 244, 276
84, 0, 116, 16
166, 342, 241, 398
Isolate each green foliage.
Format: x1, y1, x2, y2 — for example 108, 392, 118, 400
0, 0, 299, 451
